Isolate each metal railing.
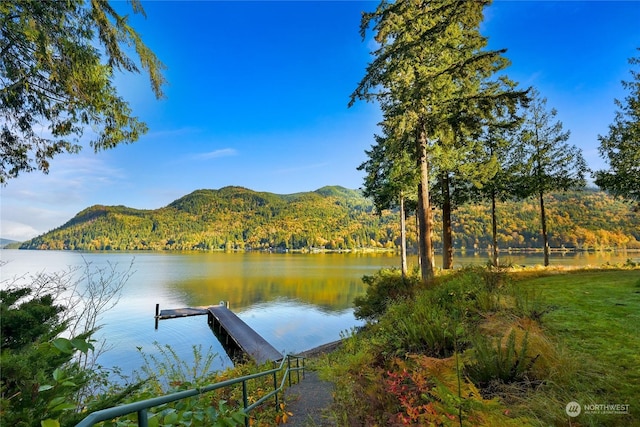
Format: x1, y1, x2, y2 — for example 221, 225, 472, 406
76, 355, 305, 427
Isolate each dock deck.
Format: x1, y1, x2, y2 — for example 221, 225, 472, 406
155, 303, 282, 365
157, 306, 209, 319
207, 305, 282, 365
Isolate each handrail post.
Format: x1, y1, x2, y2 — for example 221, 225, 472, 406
273, 369, 279, 408
137, 408, 148, 427
242, 380, 249, 427
296, 357, 300, 384
288, 356, 292, 388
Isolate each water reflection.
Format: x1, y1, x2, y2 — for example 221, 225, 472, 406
172, 276, 366, 311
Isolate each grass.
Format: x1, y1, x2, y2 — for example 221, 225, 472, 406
516, 269, 640, 425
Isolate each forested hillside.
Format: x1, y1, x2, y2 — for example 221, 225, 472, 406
0, 238, 17, 248
19, 186, 640, 252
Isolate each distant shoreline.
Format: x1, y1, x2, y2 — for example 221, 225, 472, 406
4, 246, 640, 254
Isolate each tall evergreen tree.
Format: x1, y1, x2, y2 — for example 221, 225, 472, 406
515, 89, 587, 266
350, 0, 525, 280
485, 129, 519, 266
473, 97, 526, 267
358, 124, 418, 277
431, 124, 498, 269
1, 0, 167, 183
594, 49, 640, 206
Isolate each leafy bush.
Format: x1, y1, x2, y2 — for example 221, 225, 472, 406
0, 260, 137, 427
356, 267, 513, 359
327, 266, 551, 425
134, 343, 222, 393
376, 295, 462, 357
383, 356, 532, 426
0, 287, 66, 349
430, 267, 504, 318
353, 268, 420, 321
328, 267, 640, 425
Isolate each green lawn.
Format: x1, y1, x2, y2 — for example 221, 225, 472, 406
520, 269, 640, 425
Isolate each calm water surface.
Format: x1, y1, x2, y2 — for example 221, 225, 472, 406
1, 249, 636, 377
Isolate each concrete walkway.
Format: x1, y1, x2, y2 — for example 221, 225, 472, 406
284, 370, 336, 426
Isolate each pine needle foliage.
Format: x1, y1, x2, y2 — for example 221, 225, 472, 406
0, 0, 166, 182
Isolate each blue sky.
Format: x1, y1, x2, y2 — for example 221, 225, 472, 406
2, 1, 639, 242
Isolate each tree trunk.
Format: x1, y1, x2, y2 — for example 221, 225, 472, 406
491, 190, 499, 267
539, 190, 550, 266
416, 211, 421, 270
441, 173, 453, 269
400, 193, 408, 278
417, 125, 435, 281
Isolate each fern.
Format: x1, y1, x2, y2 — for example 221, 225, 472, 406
466, 330, 537, 387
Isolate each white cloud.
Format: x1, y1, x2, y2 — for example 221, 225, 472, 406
5, 156, 125, 204
1, 153, 128, 241
0, 220, 40, 242
194, 148, 238, 160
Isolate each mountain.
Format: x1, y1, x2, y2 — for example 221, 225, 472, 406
19, 186, 640, 252
1, 238, 19, 248
20, 186, 390, 251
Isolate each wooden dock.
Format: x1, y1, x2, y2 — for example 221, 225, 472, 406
155, 303, 282, 365
207, 305, 282, 365
157, 306, 209, 319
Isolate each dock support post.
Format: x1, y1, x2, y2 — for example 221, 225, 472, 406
154, 304, 159, 330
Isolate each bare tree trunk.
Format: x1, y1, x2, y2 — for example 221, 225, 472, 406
400, 193, 408, 278
491, 190, 499, 267
441, 173, 453, 269
417, 125, 435, 281
539, 190, 550, 266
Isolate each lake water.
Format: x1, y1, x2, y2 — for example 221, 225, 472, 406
1, 249, 636, 378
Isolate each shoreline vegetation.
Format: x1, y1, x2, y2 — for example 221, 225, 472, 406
6, 243, 640, 256
309, 266, 640, 426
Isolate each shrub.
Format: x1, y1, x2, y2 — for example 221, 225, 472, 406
376, 295, 462, 358
326, 266, 557, 426
353, 268, 420, 321
360, 267, 510, 359
0, 262, 137, 427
